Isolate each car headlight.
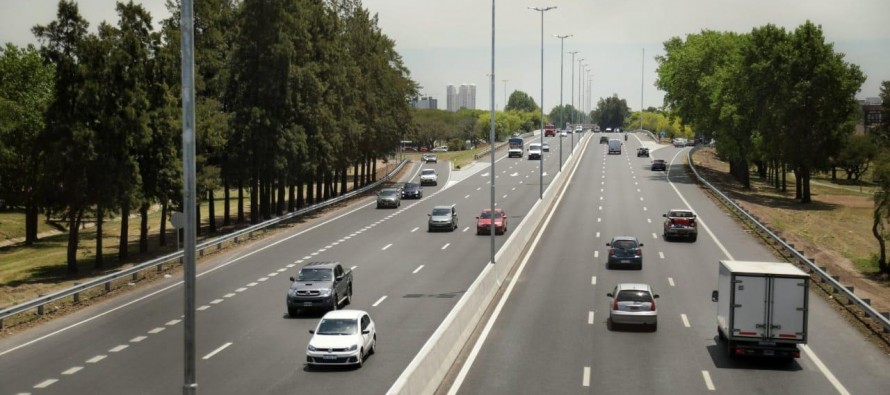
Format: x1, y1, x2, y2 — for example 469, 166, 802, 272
308, 344, 317, 351
318, 289, 331, 297
347, 344, 358, 351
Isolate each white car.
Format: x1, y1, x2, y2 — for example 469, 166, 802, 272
560, 130, 568, 137
431, 146, 449, 152
306, 310, 377, 367
541, 143, 550, 152
419, 168, 438, 185
528, 143, 542, 160
508, 147, 523, 158
673, 138, 687, 147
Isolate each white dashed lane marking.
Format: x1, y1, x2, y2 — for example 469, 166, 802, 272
596, 232, 600, 238
86, 355, 106, 363
583, 367, 591, 387
594, 251, 599, 258
681, 314, 691, 328
197, 305, 210, 311
668, 277, 676, 287
413, 265, 425, 274
246, 283, 257, 287
131, 336, 147, 343
659, 252, 665, 259
235, 287, 247, 292
442, 243, 451, 250
588, 311, 595, 324
33, 379, 58, 389
463, 227, 470, 232
148, 327, 165, 334
411, 227, 419, 232
465, 194, 471, 199
109, 345, 128, 352
350, 266, 358, 271
372, 296, 387, 307
61, 366, 83, 375
591, 276, 597, 285
166, 319, 181, 326
702, 370, 715, 391
382, 243, 392, 251
257, 277, 268, 282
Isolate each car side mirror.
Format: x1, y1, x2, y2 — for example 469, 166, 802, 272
606, 293, 613, 298
362, 329, 370, 334
428, 214, 432, 217
653, 294, 660, 299
289, 277, 295, 282
711, 290, 719, 302
605, 243, 611, 246
639, 243, 644, 247
476, 216, 480, 219
309, 329, 315, 334
663, 214, 667, 217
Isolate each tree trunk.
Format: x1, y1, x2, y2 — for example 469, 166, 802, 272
323, 170, 331, 200
119, 201, 129, 260
95, 204, 104, 269
873, 197, 888, 274
781, 163, 787, 192
801, 168, 812, 203
316, 166, 324, 203
139, 203, 149, 253
237, 179, 245, 224
277, 173, 286, 216
250, 177, 259, 224
795, 169, 802, 200
341, 166, 348, 195
306, 172, 315, 205
208, 189, 216, 233
25, 204, 38, 244
353, 162, 359, 190
371, 157, 377, 182
159, 199, 168, 247
296, 176, 305, 209
195, 200, 202, 236
223, 177, 231, 226
831, 166, 837, 182
67, 209, 81, 275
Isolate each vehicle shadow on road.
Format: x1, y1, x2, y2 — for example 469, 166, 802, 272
705, 341, 803, 371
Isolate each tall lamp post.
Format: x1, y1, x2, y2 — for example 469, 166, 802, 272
179, 0, 197, 393
577, 58, 584, 126
489, 0, 496, 265
528, 5, 556, 199
502, 79, 508, 111
568, 51, 578, 126
555, 34, 571, 169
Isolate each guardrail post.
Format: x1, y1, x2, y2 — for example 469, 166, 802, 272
132, 272, 139, 282
157, 263, 163, 272
0, 318, 3, 330
37, 295, 45, 315
73, 283, 81, 304
862, 298, 871, 305
105, 282, 111, 292
199, 249, 204, 257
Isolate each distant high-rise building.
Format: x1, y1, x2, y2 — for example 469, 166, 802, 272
446, 85, 458, 112
411, 96, 438, 110
447, 83, 477, 112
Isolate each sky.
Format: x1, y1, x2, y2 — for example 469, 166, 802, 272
2, 0, 888, 117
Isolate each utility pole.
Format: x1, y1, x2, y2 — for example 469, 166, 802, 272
555, 34, 571, 169
528, 5, 556, 199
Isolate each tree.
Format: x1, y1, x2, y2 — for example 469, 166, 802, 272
506, 90, 538, 113
0, 44, 54, 245
592, 94, 629, 130
835, 134, 877, 181
870, 81, 890, 275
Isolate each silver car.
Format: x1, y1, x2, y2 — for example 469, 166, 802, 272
376, 188, 401, 208
607, 283, 659, 331
428, 205, 458, 232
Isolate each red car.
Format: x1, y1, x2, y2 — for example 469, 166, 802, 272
544, 123, 556, 137
476, 208, 508, 235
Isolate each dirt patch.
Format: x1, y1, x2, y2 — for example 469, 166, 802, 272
691, 149, 890, 350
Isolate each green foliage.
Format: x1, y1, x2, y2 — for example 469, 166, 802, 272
506, 90, 539, 113
836, 134, 877, 181
592, 94, 630, 130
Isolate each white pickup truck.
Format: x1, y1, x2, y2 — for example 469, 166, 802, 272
711, 260, 809, 359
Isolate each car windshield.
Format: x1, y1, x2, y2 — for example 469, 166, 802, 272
404, 183, 418, 190
612, 240, 639, 249
529, 144, 540, 150
297, 268, 332, 282
432, 208, 451, 216
616, 290, 653, 303
380, 189, 397, 196
479, 211, 502, 219
653, 160, 665, 164
422, 170, 435, 175
316, 318, 358, 335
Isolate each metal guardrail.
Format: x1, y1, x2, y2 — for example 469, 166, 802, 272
0, 159, 408, 328
686, 148, 890, 334
473, 131, 537, 160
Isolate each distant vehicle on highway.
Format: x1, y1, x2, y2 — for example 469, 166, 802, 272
401, 182, 422, 199
419, 168, 438, 185
607, 283, 659, 331
376, 188, 401, 208
663, 209, 697, 241
560, 130, 568, 137
428, 205, 458, 232
673, 138, 687, 147
306, 310, 376, 367
422, 153, 437, 163
600, 135, 609, 144
544, 123, 557, 137
606, 236, 644, 270
607, 139, 622, 154
542, 142, 550, 152
287, 262, 353, 317
476, 208, 507, 235
637, 147, 649, 157
528, 143, 542, 160
431, 146, 449, 152
651, 159, 666, 171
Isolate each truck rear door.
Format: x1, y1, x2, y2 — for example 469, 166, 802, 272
767, 277, 807, 341
732, 275, 768, 338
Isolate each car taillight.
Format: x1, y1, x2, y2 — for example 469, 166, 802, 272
690, 219, 697, 227
635, 248, 642, 255
609, 248, 615, 256
612, 298, 619, 311
650, 299, 656, 311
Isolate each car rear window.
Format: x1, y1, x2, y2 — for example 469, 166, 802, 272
671, 211, 692, 217
480, 211, 502, 219
616, 290, 653, 303
612, 240, 638, 249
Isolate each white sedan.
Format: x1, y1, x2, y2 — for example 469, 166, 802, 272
306, 310, 377, 367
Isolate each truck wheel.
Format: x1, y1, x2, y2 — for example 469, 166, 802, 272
357, 348, 364, 368
369, 335, 377, 355
330, 294, 339, 311
345, 285, 353, 305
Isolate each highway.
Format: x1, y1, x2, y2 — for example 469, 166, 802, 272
449, 134, 890, 394
0, 132, 580, 394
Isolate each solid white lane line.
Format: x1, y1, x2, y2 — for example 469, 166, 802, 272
463, 227, 470, 232
202, 342, 233, 360
372, 296, 387, 307
350, 265, 358, 271
801, 345, 851, 395
62, 366, 83, 375
659, 252, 665, 259
681, 314, 691, 328
86, 355, 106, 363
702, 370, 715, 391
148, 327, 165, 334
591, 276, 597, 285
130, 336, 147, 343
583, 367, 591, 387
411, 227, 419, 232
109, 345, 128, 352
34, 379, 58, 389
594, 251, 599, 258
166, 319, 181, 326
197, 305, 210, 311
235, 287, 247, 292
588, 311, 595, 325
442, 243, 450, 250
413, 265, 425, 274
596, 232, 600, 238
465, 194, 471, 199
382, 243, 392, 251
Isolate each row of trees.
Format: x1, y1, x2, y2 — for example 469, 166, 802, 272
0, 0, 416, 275
656, 22, 865, 203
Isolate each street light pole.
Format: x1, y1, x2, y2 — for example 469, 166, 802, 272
502, 79, 508, 111
568, 51, 578, 126
529, 5, 555, 199
577, 58, 584, 126
555, 34, 571, 170
489, 0, 496, 265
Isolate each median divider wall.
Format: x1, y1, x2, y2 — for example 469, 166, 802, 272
387, 133, 590, 395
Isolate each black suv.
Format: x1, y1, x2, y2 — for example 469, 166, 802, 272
401, 182, 422, 199
651, 159, 666, 171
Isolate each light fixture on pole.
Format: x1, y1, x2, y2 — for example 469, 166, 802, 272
555, 34, 571, 170
489, 0, 496, 266
568, 51, 578, 126
528, 5, 556, 199
577, 58, 584, 126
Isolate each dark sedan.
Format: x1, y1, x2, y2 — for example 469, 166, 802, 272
401, 182, 423, 199
606, 236, 644, 270
651, 159, 666, 171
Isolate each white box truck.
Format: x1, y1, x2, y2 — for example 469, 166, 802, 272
711, 260, 809, 359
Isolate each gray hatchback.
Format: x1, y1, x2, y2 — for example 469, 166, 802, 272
376, 188, 401, 208
428, 205, 458, 231
606, 236, 644, 270
607, 283, 659, 331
